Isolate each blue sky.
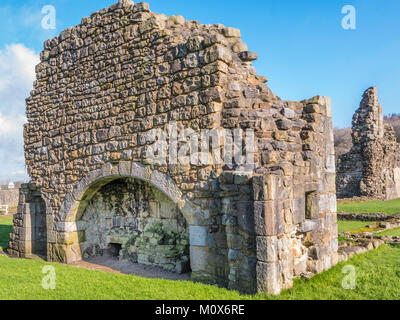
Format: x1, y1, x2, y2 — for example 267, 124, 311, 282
0, 0, 399, 180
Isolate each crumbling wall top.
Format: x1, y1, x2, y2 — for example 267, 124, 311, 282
352, 86, 384, 145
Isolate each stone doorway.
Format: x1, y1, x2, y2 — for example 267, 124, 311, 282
76, 178, 191, 277
31, 201, 47, 258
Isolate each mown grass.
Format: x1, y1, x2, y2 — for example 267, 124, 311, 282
338, 221, 374, 233
268, 244, 400, 300
1, 212, 400, 300
0, 255, 248, 300
338, 198, 400, 215
0, 211, 400, 300
377, 228, 400, 237
1, 245, 400, 300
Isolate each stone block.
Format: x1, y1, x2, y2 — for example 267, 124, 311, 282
57, 231, 79, 246
238, 51, 258, 62
319, 194, 330, 213
20, 227, 32, 242
118, 161, 132, 176
181, 200, 197, 225
328, 194, 337, 213
256, 262, 281, 295
236, 201, 255, 235
256, 236, 278, 263
190, 246, 207, 272
50, 243, 81, 264
22, 213, 32, 229
130, 162, 147, 181
326, 155, 336, 173
134, 2, 150, 13
223, 27, 241, 38
299, 219, 319, 233
227, 234, 243, 250
55, 221, 77, 233
292, 198, 305, 224
233, 172, 252, 185
16, 239, 32, 255
228, 249, 244, 261
189, 226, 208, 247
253, 175, 283, 201
281, 107, 296, 119
276, 119, 292, 131
253, 176, 268, 201
254, 201, 284, 236
151, 171, 182, 204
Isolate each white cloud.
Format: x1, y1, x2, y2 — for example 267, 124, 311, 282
0, 44, 39, 182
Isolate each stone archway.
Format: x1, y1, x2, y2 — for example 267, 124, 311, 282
50, 161, 208, 278
78, 177, 190, 274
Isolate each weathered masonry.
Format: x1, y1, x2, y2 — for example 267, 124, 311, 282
9, 0, 338, 294
337, 87, 400, 200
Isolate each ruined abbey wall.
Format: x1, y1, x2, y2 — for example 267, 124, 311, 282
337, 87, 400, 200
9, 0, 338, 295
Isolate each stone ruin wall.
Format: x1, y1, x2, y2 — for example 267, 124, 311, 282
337, 87, 400, 200
8, 0, 338, 295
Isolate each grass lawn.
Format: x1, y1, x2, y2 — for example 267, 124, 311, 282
338, 221, 374, 233
0, 217, 399, 300
338, 198, 400, 215
1, 245, 400, 300
378, 228, 400, 237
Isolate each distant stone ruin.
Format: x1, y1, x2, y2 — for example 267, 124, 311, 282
8, 0, 338, 295
337, 87, 400, 200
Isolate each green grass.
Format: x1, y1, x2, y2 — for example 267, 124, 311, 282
269, 244, 400, 300
338, 221, 374, 233
377, 228, 400, 237
1, 213, 400, 300
1, 245, 400, 300
0, 255, 247, 300
0, 215, 12, 252
338, 198, 400, 215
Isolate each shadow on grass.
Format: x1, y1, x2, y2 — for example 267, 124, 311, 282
0, 224, 12, 251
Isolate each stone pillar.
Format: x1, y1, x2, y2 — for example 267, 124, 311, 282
253, 174, 284, 295
189, 225, 209, 282
47, 221, 82, 264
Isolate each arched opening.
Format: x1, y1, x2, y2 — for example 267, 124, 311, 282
76, 177, 191, 278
